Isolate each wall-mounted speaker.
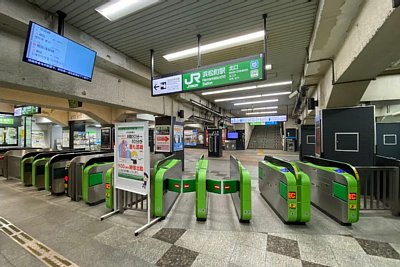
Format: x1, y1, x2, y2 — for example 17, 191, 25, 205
307, 98, 318, 110
297, 119, 302, 125
178, 110, 184, 118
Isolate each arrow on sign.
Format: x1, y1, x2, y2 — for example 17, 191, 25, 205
153, 84, 159, 90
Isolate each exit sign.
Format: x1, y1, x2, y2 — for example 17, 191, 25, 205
152, 54, 265, 96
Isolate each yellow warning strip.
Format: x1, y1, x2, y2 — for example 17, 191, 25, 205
0, 216, 79, 267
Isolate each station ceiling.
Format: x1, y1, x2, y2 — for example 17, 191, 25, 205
26, 0, 319, 116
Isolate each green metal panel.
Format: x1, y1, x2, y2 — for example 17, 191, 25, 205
239, 164, 252, 221
167, 178, 181, 193
333, 182, 348, 202
196, 159, 208, 220
279, 181, 288, 200
105, 167, 113, 209
182, 179, 196, 193
44, 161, 50, 191
223, 180, 238, 194
296, 170, 311, 222
32, 158, 48, 188
206, 179, 222, 194
89, 173, 103, 186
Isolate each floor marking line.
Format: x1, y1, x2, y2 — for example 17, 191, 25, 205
0, 216, 79, 267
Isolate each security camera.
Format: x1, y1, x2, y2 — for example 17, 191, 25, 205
288, 90, 299, 99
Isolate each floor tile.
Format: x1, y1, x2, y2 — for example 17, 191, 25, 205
301, 260, 328, 267
267, 234, 301, 259
200, 234, 236, 261
356, 238, 400, 260
153, 228, 187, 244
156, 245, 198, 267
230, 244, 266, 267
266, 252, 302, 267
191, 253, 229, 267
174, 229, 210, 252
236, 231, 268, 251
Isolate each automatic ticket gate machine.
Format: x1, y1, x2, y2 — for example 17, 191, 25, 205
3, 148, 45, 180
259, 156, 311, 223
23, 150, 81, 186
68, 153, 113, 205
46, 151, 110, 195
295, 156, 360, 225
1, 148, 25, 176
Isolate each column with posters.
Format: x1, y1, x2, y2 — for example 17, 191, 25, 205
115, 122, 150, 195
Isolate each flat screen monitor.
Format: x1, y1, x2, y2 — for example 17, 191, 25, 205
227, 132, 238, 139
23, 21, 96, 81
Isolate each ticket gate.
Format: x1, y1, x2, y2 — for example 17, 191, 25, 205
1, 148, 24, 176
67, 153, 113, 204
295, 156, 360, 225
152, 155, 252, 222
22, 150, 81, 186
259, 156, 311, 223
3, 148, 46, 180
46, 151, 111, 195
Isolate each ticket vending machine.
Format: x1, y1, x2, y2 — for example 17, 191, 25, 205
208, 129, 222, 157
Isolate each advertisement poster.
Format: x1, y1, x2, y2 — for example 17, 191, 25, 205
62, 130, 69, 147
32, 130, 46, 148
115, 122, 149, 195
173, 125, 183, 151
184, 130, 198, 146
198, 132, 205, 145
222, 128, 227, 146
155, 125, 171, 152
206, 130, 209, 146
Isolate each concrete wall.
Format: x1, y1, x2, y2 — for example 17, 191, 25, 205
362, 75, 400, 102
244, 123, 254, 149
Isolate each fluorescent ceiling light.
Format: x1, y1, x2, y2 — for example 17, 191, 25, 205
246, 111, 278, 115
202, 81, 292, 96
164, 30, 264, 61
215, 91, 290, 102
241, 106, 278, 111
234, 99, 279, 106
96, 0, 161, 21
265, 64, 272, 70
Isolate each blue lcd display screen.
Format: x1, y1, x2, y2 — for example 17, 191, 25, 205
227, 132, 238, 139
23, 21, 96, 81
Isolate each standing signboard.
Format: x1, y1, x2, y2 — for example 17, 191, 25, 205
173, 125, 183, 151
155, 125, 171, 152
114, 122, 150, 195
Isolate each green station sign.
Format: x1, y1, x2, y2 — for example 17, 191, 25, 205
152, 54, 265, 96
0, 116, 15, 125
14, 106, 41, 116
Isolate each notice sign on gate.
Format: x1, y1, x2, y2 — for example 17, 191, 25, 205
115, 122, 150, 195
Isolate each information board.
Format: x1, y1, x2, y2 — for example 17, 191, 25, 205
14, 106, 41, 116
249, 121, 278, 126
173, 125, 183, 151
155, 125, 171, 152
114, 122, 150, 195
23, 21, 96, 81
231, 115, 287, 124
152, 54, 265, 96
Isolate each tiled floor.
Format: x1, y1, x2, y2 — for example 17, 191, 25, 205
1, 148, 400, 267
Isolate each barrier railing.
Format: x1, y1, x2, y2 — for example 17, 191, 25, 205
356, 165, 399, 215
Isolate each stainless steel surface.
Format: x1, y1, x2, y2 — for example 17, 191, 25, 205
4, 149, 43, 179
51, 161, 69, 194
259, 161, 289, 221
296, 162, 349, 223
22, 157, 34, 186
356, 166, 399, 215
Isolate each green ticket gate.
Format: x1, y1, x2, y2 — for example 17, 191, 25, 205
32, 157, 51, 190
82, 162, 113, 205
196, 155, 252, 222
259, 156, 311, 223
295, 156, 360, 225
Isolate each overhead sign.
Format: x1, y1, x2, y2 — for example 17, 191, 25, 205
0, 116, 15, 125
249, 121, 278, 126
14, 106, 41, 116
231, 115, 287, 124
152, 54, 265, 96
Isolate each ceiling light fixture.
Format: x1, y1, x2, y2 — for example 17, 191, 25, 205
215, 91, 290, 102
95, 0, 161, 21
234, 99, 279, 106
202, 81, 292, 96
246, 111, 278, 115
163, 30, 265, 61
241, 106, 278, 111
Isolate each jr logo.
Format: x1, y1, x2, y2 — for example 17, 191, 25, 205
184, 73, 201, 86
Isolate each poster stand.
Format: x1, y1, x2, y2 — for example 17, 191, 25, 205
100, 121, 160, 235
